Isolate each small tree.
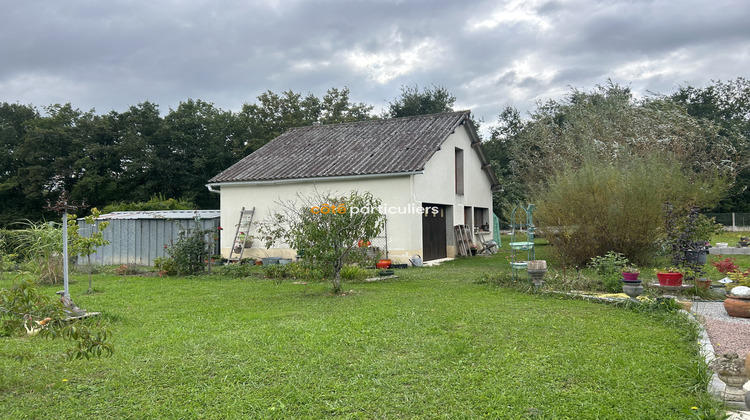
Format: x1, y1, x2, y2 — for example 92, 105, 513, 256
0, 279, 113, 361
68, 208, 110, 294
259, 190, 385, 293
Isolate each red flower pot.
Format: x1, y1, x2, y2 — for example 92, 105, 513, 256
656, 272, 683, 287
376, 259, 391, 269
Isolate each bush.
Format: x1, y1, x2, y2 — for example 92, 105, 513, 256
162, 222, 215, 276
0, 279, 113, 360
589, 251, 630, 292
533, 155, 725, 266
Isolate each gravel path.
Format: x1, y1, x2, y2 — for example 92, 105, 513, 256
691, 301, 750, 358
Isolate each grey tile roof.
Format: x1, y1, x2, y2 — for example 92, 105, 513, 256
209, 111, 497, 185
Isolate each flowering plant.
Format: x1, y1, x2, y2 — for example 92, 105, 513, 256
712, 257, 739, 274
622, 265, 640, 274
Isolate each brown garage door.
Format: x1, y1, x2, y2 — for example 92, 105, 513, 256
422, 204, 447, 261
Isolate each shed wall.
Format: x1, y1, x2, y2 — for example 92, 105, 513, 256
76, 217, 220, 266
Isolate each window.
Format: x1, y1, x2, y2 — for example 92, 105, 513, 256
474, 207, 490, 232
455, 148, 464, 195
464, 206, 472, 228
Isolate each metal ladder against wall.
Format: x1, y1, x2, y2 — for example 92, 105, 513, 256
228, 207, 255, 262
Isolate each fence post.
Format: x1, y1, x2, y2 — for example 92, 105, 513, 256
733, 212, 736, 232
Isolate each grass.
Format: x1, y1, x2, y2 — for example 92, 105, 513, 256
0, 253, 722, 419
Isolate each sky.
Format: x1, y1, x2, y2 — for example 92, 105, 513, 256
2, 0, 749, 135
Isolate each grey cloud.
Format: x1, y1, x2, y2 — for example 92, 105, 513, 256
1, 0, 749, 135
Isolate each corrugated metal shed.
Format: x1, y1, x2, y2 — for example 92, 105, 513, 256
76, 210, 221, 266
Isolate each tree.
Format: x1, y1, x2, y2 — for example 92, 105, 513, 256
387, 84, 456, 118
239, 87, 374, 157
483, 106, 526, 226
0, 279, 113, 361
68, 208, 110, 294
669, 78, 750, 212
497, 82, 737, 205
258, 191, 385, 293
0, 103, 39, 227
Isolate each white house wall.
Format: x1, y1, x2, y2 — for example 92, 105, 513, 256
218, 176, 423, 261
413, 124, 494, 252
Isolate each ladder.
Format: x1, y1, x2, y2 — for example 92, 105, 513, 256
454, 225, 474, 257
228, 207, 255, 262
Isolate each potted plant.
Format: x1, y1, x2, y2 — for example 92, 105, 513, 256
739, 236, 750, 248
655, 267, 684, 287
622, 265, 640, 282
470, 245, 477, 256
724, 269, 750, 318
695, 278, 712, 290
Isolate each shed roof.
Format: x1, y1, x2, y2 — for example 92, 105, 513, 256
94, 210, 220, 220
208, 111, 498, 187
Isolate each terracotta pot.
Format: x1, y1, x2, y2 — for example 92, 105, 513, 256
622, 272, 640, 282
656, 272, 683, 287
724, 296, 750, 318
696, 279, 712, 290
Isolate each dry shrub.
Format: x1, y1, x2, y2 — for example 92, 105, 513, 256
533, 155, 725, 266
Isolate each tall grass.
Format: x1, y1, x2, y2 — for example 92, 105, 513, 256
14, 220, 64, 284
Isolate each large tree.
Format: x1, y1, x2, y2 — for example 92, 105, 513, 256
669, 78, 750, 212
387, 84, 456, 118
487, 83, 737, 208
0, 103, 39, 226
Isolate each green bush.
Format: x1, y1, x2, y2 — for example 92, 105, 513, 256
101, 194, 196, 214
163, 222, 215, 276
589, 251, 630, 292
534, 155, 725, 266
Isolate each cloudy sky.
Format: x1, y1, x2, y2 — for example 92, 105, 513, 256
2, 0, 749, 133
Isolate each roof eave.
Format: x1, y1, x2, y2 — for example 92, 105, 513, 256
206, 170, 423, 189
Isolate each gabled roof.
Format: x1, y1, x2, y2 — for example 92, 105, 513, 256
208, 111, 499, 187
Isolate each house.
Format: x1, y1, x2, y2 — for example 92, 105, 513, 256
206, 111, 500, 263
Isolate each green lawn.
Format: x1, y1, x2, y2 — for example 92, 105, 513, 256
0, 255, 718, 419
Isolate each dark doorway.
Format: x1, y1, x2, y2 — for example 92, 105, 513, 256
422, 204, 447, 261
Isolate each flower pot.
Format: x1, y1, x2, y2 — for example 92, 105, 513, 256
685, 250, 708, 265
261, 257, 281, 266
696, 278, 711, 290
656, 272, 683, 287
622, 272, 640, 282
724, 296, 750, 318
376, 259, 391, 269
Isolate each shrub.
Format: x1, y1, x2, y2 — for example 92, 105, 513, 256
589, 251, 630, 292
534, 155, 725, 266
257, 191, 384, 293
162, 222, 215, 276
0, 279, 113, 360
